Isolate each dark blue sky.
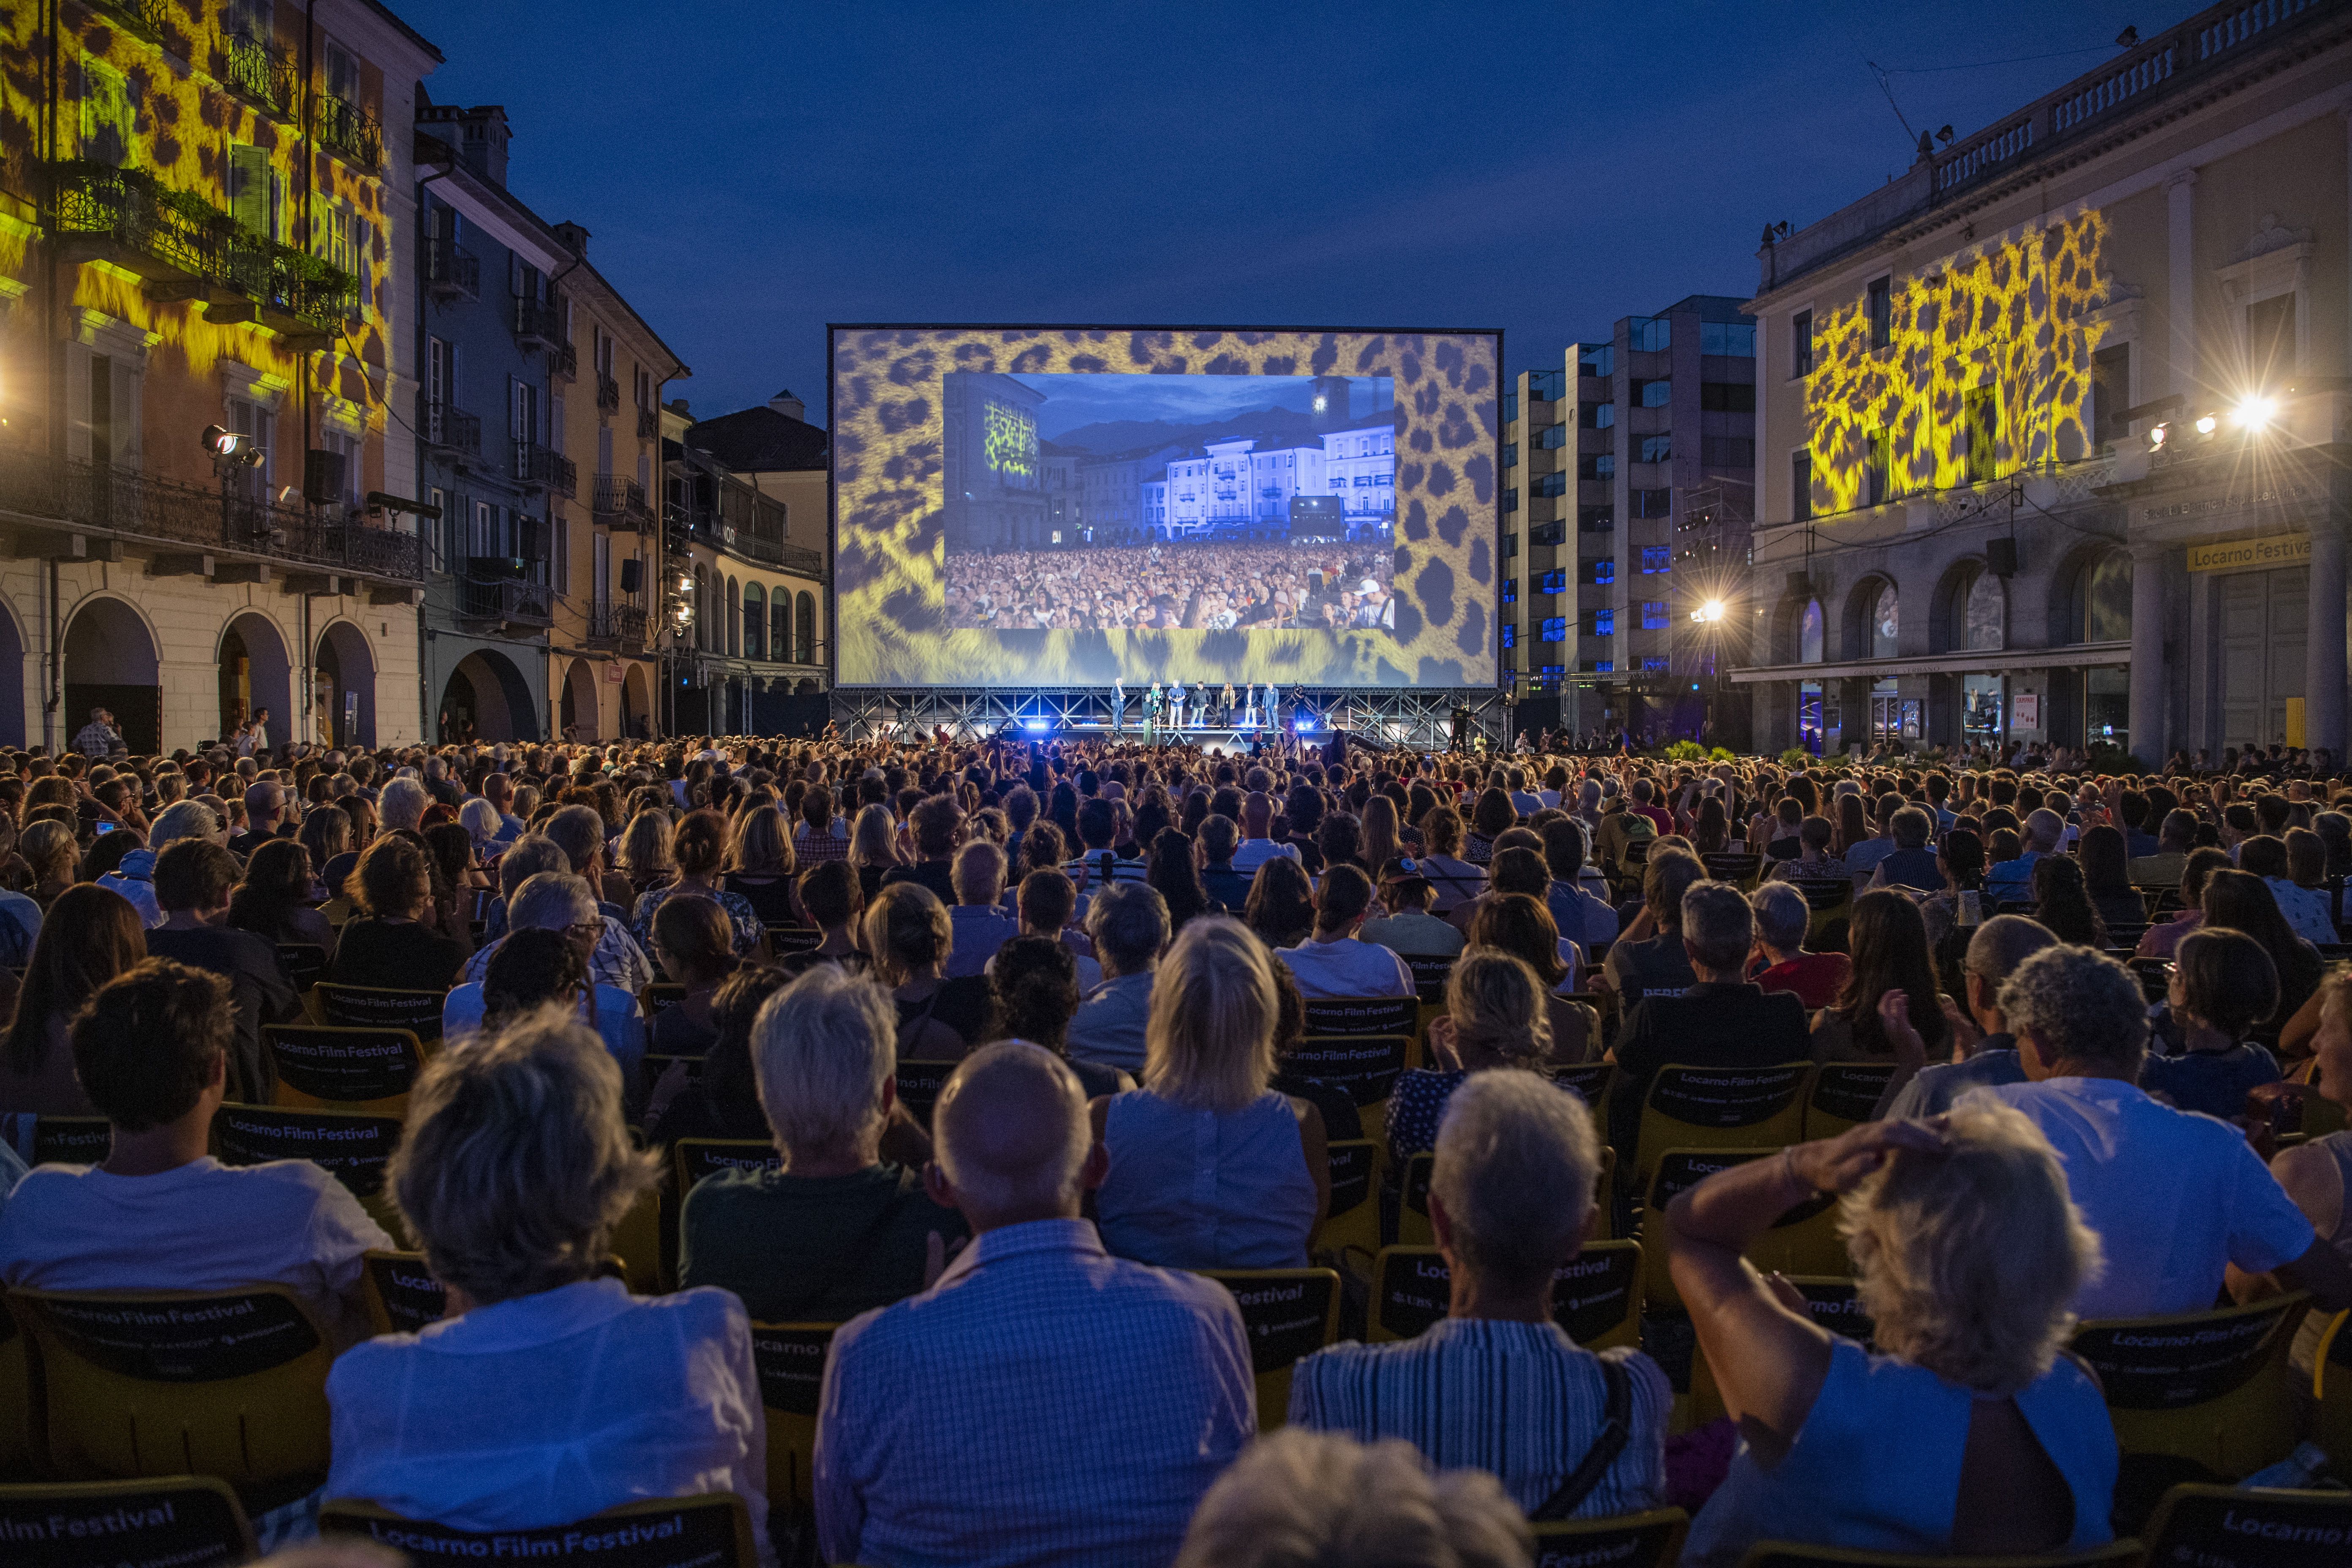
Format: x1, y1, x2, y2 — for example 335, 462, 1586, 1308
399, 0, 2156, 428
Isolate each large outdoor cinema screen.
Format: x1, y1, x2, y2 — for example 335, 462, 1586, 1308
829, 327, 1501, 689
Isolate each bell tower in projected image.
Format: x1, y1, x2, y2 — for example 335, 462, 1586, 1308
942, 373, 1047, 551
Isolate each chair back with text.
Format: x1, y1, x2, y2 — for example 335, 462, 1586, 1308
1804, 1061, 1897, 1140
1689, 1276, 1874, 1428
360, 1251, 447, 1337
0, 1305, 26, 1473
7, 1285, 333, 1489
1642, 1149, 1844, 1310
1551, 1061, 1616, 1126
1635, 1062, 1811, 1190
1280, 1035, 1411, 1145
640, 982, 689, 1020
263, 1025, 429, 1116
662, 1139, 783, 1291
1531, 1507, 1688, 1568
1201, 1268, 1340, 1429
1302, 994, 1420, 1037
748, 1322, 842, 1510
275, 943, 330, 993
320, 1493, 759, 1568
9, 1115, 110, 1166
2070, 1293, 2309, 1483
1702, 851, 1762, 888
0, 1476, 255, 1568
210, 1103, 405, 1239
766, 923, 825, 957
2139, 1480, 2352, 1568
315, 983, 445, 1043
1406, 956, 1454, 1006
1320, 1138, 1380, 1260
1369, 1242, 1640, 1351
893, 1060, 958, 1127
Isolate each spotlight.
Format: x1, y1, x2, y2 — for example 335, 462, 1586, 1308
1023, 719, 1050, 734
2194, 414, 2218, 436
1695, 599, 1726, 623
2232, 395, 2277, 432
200, 424, 262, 468
2147, 423, 2167, 450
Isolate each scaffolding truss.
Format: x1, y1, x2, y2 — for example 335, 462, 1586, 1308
829, 687, 1509, 749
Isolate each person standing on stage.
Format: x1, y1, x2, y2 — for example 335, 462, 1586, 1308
1169, 680, 1187, 732
1112, 679, 1126, 737
1146, 682, 1163, 746
1220, 683, 1236, 727
1191, 687, 1207, 730
1266, 683, 1281, 733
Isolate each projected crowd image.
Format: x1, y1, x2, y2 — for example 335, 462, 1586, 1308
940, 369, 1399, 633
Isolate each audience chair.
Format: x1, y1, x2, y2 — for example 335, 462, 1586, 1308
1688, 1276, 1875, 1429
1279, 1034, 1410, 1146
1397, 1145, 1615, 1248
640, 982, 688, 1020
1702, 851, 1762, 889
263, 1024, 430, 1116
274, 943, 330, 993
2070, 1293, 2310, 1490
0, 1307, 27, 1474
1731, 1542, 2141, 1567
316, 983, 445, 1043
0, 1476, 255, 1568
893, 1060, 958, 1127
2126, 958, 2173, 1006
1319, 1138, 1380, 1261
608, 1185, 662, 1296
1789, 879, 1855, 948
1634, 1062, 1812, 1194
320, 1493, 760, 1567
1803, 1062, 1899, 1141
210, 1103, 405, 1241
360, 1251, 447, 1338
1530, 1507, 1688, 1568
1405, 954, 1454, 1007
1553, 1062, 1616, 1128
2139, 1480, 2352, 1568
1367, 1241, 1640, 1350
765, 923, 825, 957
1199, 1268, 1340, 1430
1302, 994, 1421, 1037
2314, 1309, 2352, 1483
7, 1285, 334, 1505
748, 1321, 842, 1512
1642, 1149, 1848, 1312
0, 1113, 110, 1166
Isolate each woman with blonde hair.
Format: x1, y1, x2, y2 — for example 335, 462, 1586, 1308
849, 801, 903, 901
325, 1008, 767, 1537
1383, 947, 1555, 1165
1465, 893, 1593, 1062
1090, 915, 1328, 1268
721, 803, 798, 926
1669, 1106, 2115, 1564
20, 819, 78, 908
612, 810, 675, 906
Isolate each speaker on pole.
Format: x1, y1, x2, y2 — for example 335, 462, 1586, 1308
303, 449, 346, 506
1985, 537, 2018, 577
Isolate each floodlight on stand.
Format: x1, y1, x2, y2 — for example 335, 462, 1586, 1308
2195, 414, 2218, 436
2232, 395, 2277, 432
2147, 423, 2167, 450
200, 424, 263, 468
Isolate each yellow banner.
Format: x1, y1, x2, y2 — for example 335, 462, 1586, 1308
2185, 533, 2313, 573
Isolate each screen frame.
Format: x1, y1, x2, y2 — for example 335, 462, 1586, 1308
826, 321, 1505, 691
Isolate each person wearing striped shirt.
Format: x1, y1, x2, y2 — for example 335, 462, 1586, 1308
1287, 1070, 1669, 1519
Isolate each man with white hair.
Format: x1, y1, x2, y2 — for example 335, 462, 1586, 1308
97, 799, 222, 927
1289, 1071, 1668, 1518
461, 812, 653, 991
377, 776, 430, 835
1983, 807, 2064, 904
682, 965, 960, 1320
442, 874, 643, 1081
815, 1041, 1253, 1568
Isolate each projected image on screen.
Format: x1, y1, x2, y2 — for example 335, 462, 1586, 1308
831, 327, 1500, 689
943, 372, 1398, 634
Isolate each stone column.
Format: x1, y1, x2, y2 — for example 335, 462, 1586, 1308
2167, 170, 2199, 401
2304, 523, 2347, 761
2128, 540, 2168, 768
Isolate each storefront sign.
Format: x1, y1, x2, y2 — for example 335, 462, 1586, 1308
2011, 693, 2039, 731
2186, 532, 2313, 573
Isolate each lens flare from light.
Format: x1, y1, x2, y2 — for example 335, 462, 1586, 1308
2195, 414, 2218, 436
2232, 395, 2277, 431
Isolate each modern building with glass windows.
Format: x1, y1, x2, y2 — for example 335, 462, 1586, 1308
1736, 1, 2352, 765
1503, 296, 1756, 741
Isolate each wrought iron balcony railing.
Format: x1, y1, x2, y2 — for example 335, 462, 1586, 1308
220, 31, 297, 120
459, 574, 555, 629
551, 340, 577, 381
0, 451, 422, 581
314, 93, 383, 169
592, 475, 648, 528
417, 394, 481, 458
423, 234, 479, 302
596, 376, 621, 412
587, 602, 650, 646
637, 407, 658, 440
93, 0, 174, 44
512, 440, 575, 496
513, 294, 562, 351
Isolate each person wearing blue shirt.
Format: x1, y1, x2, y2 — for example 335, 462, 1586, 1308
1983, 808, 2064, 906
2140, 928, 2283, 1119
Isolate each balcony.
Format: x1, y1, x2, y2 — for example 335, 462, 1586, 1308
637, 407, 658, 440
551, 340, 577, 381
220, 32, 297, 120
47, 162, 357, 339
417, 395, 481, 461
459, 564, 554, 629
593, 475, 650, 530
596, 376, 621, 413
512, 440, 573, 496
513, 294, 562, 351
93, 0, 174, 44
586, 602, 649, 648
0, 450, 422, 583
314, 93, 382, 169
423, 234, 479, 302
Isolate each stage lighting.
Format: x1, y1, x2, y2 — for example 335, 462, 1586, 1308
1295, 716, 1316, 734
2232, 395, 2277, 432
2194, 414, 2218, 436
2147, 423, 2167, 450
1023, 719, 1049, 733
1690, 599, 1725, 623
200, 424, 263, 468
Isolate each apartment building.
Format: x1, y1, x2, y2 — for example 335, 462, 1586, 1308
0, 0, 438, 754
1505, 296, 1756, 743
1738, 0, 2352, 764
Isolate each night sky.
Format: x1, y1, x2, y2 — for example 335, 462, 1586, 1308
397, 0, 2157, 428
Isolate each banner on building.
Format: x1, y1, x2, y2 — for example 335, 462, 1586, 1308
2186, 533, 2312, 573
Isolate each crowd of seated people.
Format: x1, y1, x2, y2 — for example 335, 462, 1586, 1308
2, 726, 2352, 1565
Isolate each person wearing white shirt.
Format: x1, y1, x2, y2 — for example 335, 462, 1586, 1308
1228, 792, 1301, 877
327, 1010, 767, 1546
0, 957, 392, 1349
1277, 865, 1416, 1000
1976, 944, 2352, 1320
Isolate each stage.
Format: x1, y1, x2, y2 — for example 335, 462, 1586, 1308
827, 686, 1510, 749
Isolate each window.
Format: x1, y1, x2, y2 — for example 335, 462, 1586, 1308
427, 486, 446, 571
1503, 390, 1518, 422
1583, 402, 1615, 430
2082, 551, 2132, 642
1635, 379, 1671, 408
79, 59, 132, 166
1799, 597, 1824, 664
1963, 387, 1998, 483
1537, 424, 1568, 449
1536, 473, 1566, 498
1699, 381, 1755, 413
1867, 277, 1892, 350
1590, 660, 1616, 674
1579, 344, 1614, 379
1639, 545, 1671, 574
1589, 560, 1615, 585
319, 428, 360, 509
1700, 322, 1755, 357
1501, 578, 1516, 604
795, 593, 816, 662
1540, 617, 1569, 643
511, 379, 537, 443
1791, 448, 1812, 523
1505, 532, 1519, 557
1503, 442, 1518, 469
1866, 430, 1891, 506
1701, 436, 1755, 467
1591, 609, 1615, 636
229, 144, 284, 241
1579, 454, 1615, 480
1632, 489, 1673, 519
1538, 569, 1567, 595
2249, 292, 2297, 381
1529, 370, 1566, 403
1530, 521, 1565, 547
1791, 310, 1813, 377
1640, 601, 1669, 630
1503, 488, 1519, 513
227, 397, 273, 502
1639, 436, 1671, 464
1500, 623, 1515, 649
2091, 344, 2131, 449
1870, 581, 1899, 658
1961, 566, 2005, 652
1579, 506, 1614, 531
772, 596, 790, 660
1629, 317, 1671, 353
1642, 656, 1671, 672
